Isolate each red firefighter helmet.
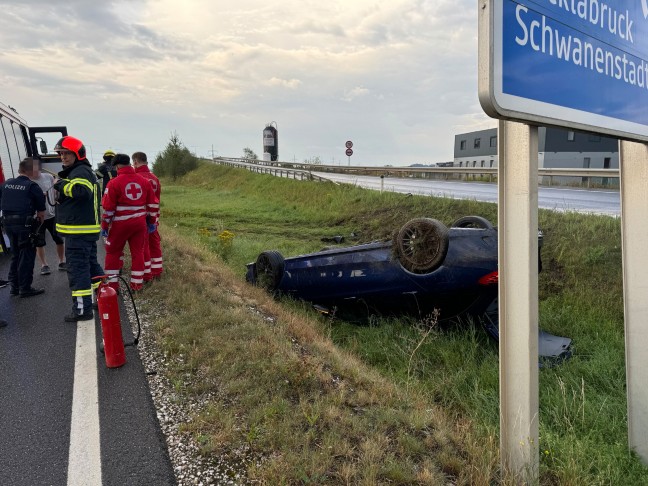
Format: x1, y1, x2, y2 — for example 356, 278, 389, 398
54, 136, 87, 160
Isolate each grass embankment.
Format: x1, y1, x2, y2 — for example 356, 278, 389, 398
140, 163, 643, 484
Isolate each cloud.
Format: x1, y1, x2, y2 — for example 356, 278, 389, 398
341, 86, 370, 102
266, 77, 302, 89
0, 0, 492, 165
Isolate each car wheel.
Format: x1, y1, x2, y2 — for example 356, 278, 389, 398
395, 218, 449, 274
254, 250, 285, 290
451, 215, 494, 229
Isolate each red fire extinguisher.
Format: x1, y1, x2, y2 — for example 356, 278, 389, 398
97, 280, 126, 368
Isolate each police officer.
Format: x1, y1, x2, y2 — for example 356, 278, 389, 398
53, 136, 104, 322
0, 157, 46, 298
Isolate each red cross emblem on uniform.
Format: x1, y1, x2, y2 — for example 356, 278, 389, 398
150, 179, 158, 192
125, 182, 143, 201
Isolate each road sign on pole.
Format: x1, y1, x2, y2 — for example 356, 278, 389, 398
479, 1, 648, 481
345, 142, 354, 166
479, 0, 648, 142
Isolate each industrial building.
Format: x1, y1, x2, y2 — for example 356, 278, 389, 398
453, 127, 619, 176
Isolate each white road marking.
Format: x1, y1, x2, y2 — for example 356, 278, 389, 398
67, 318, 102, 486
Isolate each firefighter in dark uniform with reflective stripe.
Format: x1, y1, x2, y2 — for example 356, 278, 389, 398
53, 136, 104, 322
0, 157, 46, 298
95, 149, 117, 194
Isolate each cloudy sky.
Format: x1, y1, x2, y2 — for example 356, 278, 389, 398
0, 0, 495, 167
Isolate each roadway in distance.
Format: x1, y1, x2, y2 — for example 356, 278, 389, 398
310, 171, 621, 217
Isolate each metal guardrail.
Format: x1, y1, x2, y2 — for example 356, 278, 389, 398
214, 158, 336, 183
535, 167, 618, 187
211, 157, 620, 188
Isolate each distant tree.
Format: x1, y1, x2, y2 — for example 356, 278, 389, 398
153, 132, 199, 180
303, 156, 323, 165
242, 147, 258, 160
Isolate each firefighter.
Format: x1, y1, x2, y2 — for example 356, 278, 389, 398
0, 157, 46, 298
96, 149, 117, 194
101, 153, 158, 292
132, 151, 162, 281
53, 136, 104, 322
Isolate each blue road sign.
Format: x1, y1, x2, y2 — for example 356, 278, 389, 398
479, 0, 648, 141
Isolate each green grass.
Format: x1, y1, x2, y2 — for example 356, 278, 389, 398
142, 162, 646, 484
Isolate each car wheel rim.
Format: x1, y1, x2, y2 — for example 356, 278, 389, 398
396, 218, 449, 274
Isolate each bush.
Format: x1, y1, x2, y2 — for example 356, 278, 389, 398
153, 132, 199, 180
243, 147, 258, 160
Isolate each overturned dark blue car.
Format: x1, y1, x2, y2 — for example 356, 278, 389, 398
246, 216, 572, 361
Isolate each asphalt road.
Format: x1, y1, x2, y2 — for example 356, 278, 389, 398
311, 172, 621, 216
0, 241, 175, 486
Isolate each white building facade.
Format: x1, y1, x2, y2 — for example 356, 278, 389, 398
454, 127, 618, 179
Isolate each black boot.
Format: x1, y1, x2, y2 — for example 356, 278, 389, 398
64, 311, 94, 322
20, 287, 45, 298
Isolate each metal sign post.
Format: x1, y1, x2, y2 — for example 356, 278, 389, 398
498, 119, 539, 481
619, 140, 648, 461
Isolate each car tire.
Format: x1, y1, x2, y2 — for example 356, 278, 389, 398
254, 250, 285, 291
451, 215, 494, 229
395, 218, 449, 274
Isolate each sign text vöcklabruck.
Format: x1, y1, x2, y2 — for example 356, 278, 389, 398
545, 0, 634, 42
514, 2, 646, 92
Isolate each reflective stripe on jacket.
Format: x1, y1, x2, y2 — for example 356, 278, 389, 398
55, 161, 101, 236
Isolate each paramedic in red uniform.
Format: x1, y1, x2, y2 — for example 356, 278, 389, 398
101, 154, 158, 292
132, 151, 162, 281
